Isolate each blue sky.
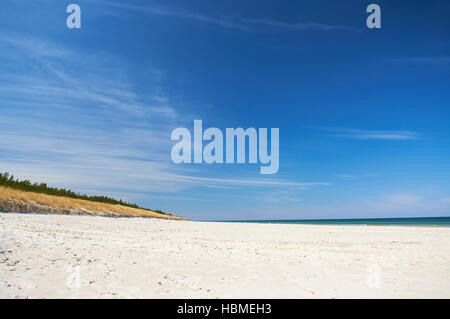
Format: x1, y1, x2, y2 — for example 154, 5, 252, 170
0, 0, 449, 220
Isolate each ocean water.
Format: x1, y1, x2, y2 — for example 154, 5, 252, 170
221, 217, 450, 226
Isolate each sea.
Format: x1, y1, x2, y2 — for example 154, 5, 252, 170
220, 216, 450, 226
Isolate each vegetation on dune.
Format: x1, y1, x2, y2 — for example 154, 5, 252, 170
0, 172, 172, 216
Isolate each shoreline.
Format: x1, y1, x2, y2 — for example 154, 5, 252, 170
1, 212, 449, 298
209, 216, 450, 227
208, 221, 450, 228
3, 211, 446, 228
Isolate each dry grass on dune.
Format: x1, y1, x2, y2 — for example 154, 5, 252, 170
0, 186, 186, 220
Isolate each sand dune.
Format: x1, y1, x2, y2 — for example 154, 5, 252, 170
0, 186, 184, 220
0, 213, 449, 298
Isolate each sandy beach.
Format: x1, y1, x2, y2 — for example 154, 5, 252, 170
0, 212, 449, 299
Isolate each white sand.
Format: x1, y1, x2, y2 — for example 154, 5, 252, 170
0, 212, 449, 299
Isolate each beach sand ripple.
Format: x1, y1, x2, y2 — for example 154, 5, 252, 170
0, 213, 449, 298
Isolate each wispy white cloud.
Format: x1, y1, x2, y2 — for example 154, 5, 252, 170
0, 35, 329, 201
0, 122, 329, 193
248, 193, 450, 220
0, 35, 71, 58
335, 173, 375, 180
326, 128, 420, 140
173, 175, 330, 187
336, 174, 360, 180
259, 195, 303, 204
0, 35, 176, 118
384, 194, 422, 205
231, 16, 359, 32
386, 56, 450, 65
99, 1, 357, 33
